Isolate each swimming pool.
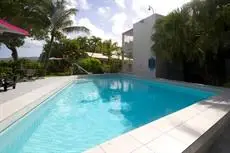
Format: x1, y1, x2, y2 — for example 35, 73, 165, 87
0, 75, 216, 153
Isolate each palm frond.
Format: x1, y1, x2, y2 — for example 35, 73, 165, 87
62, 26, 90, 34
62, 20, 74, 27
56, 0, 66, 9
51, 8, 78, 29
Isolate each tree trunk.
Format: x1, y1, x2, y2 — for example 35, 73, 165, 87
107, 52, 111, 63
90, 48, 95, 58
6, 45, 18, 61
44, 33, 55, 75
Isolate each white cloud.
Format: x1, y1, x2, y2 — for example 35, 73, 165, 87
22, 38, 44, 48
111, 12, 128, 36
16, 38, 44, 57
98, 7, 110, 17
79, 0, 91, 10
3, 0, 193, 57
77, 18, 121, 45
131, 0, 191, 21
65, 0, 91, 39
66, 0, 77, 9
66, 0, 90, 10
0, 38, 45, 58
114, 0, 126, 9
109, 0, 192, 44
78, 18, 106, 38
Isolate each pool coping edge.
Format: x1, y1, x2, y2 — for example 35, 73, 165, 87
82, 75, 230, 153
0, 76, 75, 133
0, 74, 230, 153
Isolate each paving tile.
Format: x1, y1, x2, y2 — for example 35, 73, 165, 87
168, 105, 201, 122
150, 115, 182, 132
132, 146, 153, 153
193, 101, 212, 112
83, 146, 105, 153
167, 124, 200, 145
0, 77, 73, 132
146, 134, 187, 153
129, 124, 162, 144
183, 115, 216, 134
202, 107, 227, 122
157, 103, 201, 125
2, 76, 230, 153
204, 98, 230, 112
100, 133, 142, 153
0, 104, 2, 121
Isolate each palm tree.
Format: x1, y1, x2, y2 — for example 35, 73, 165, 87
88, 36, 102, 57
76, 36, 89, 52
43, 0, 89, 74
151, 0, 230, 85
115, 48, 122, 60
102, 40, 119, 62
152, 8, 196, 62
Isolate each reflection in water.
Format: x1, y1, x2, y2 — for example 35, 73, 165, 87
91, 76, 214, 128
0, 75, 215, 153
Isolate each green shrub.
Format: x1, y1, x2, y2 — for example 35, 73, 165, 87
102, 64, 111, 73
36, 68, 46, 77
0, 61, 11, 67
13, 59, 41, 69
110, 60, 121, 73
23, 61, 41, 69
0, 61, 13, 78
0, 59, 43, 78
0, 67, 13, 78
47, 59, 71, 75
47, 72, 71, 76
78, 58, 103, 74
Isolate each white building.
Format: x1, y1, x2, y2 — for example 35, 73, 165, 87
122, 14, 163, 78
85, 52, 132, 61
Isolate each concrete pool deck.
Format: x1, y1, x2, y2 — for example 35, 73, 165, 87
84, 94, 230, 153
0, 77, 75, 104
1, 75, 230, 153
0, 76, 75, 132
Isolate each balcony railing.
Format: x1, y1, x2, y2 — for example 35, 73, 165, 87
123, 41, 133, 53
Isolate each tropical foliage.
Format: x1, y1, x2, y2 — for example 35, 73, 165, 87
40, 36, 121, 74
78, 58, 103, 74
152, 0, 230, 85
0, 59, 42, 78
41, 39, 88, 62
39, 0, 89, 74
41, 36, 120, 59
102, 40, 119, 62
0, 0, 121, 77
46, 59, 72, 76
0, 0, 89, 63
88, 36, 102, 57
0, 0, 51, 61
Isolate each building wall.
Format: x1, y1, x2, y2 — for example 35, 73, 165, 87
122, 29, 133, 73
122, 61, 133, 73
132, 14, 161, 79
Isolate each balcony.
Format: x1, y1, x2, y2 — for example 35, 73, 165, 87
123, 41, 133, 54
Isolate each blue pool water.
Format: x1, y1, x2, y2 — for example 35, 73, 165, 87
0, 75, 215, 153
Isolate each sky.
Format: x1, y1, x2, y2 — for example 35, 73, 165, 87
0, 0, 191, 58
